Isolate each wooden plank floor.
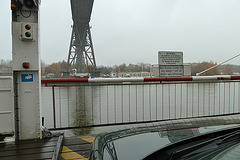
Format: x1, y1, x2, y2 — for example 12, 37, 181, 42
0, 135, 95, 160
0, 137, 59, 160
61, 135, 95, 160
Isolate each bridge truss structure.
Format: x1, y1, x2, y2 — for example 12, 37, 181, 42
67, 0, 96, 73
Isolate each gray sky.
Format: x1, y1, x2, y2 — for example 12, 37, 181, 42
1, 0, 240, 66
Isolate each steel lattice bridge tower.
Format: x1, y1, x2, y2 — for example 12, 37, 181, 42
67, 0, 96, 73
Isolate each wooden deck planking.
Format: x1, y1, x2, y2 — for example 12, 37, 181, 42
0, 135, 96, 160
0, 137, 59, 160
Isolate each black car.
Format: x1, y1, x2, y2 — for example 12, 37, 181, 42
90, 116, 240, 160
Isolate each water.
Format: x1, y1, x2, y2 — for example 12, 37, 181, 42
41, 81, 240, 135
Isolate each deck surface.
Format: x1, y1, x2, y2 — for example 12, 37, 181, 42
61, 135, 95, 160
0, 137, 59, 160
0, 135, 95, 160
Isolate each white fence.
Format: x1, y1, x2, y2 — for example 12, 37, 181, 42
41, 78, 240, 130
0, 76, 14, 135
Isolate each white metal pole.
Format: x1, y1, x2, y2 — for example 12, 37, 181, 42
11, 0, 41, 140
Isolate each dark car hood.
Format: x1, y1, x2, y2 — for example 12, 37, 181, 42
90, 115, 240, 160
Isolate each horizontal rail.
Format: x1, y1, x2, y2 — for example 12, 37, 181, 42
0, 88, 12, 91
0, 111, 12, 114
48, 112, 240, 131
41, 75, 240, 85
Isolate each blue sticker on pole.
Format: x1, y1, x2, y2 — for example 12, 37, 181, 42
21, 74, 33, 82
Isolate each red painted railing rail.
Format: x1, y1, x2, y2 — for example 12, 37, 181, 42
41, 75, 240, 85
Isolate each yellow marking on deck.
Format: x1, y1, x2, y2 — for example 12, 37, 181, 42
79, 136, 95, 143
61, 146, 88, 160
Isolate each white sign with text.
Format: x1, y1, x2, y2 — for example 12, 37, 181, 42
158, 51, 183, 66
159, 65, 183, 77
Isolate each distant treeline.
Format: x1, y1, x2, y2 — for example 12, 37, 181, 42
41, 61, 240, 76
191, 61, 236, 76
0, 59, 239, 76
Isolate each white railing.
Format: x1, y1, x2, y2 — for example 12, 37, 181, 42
41, 76, 240, 130
0, 76, 14, 135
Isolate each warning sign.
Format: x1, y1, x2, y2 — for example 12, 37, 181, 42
158, 51, 183, 66
159, 66, 183, 77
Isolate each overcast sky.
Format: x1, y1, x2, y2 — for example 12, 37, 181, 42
1, 0, 240, 66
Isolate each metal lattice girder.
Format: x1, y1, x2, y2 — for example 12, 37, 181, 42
70, 0, 94, 22
67, 0, 96, 73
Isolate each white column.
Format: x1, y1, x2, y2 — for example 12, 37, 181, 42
11, 0, 41, 140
